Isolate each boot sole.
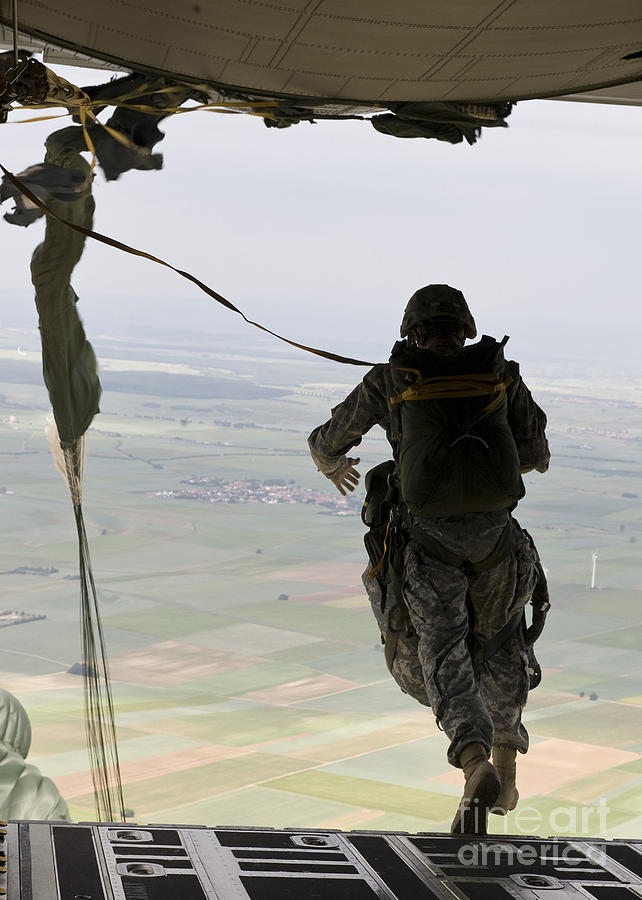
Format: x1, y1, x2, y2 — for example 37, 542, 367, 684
490, 788, 519, 816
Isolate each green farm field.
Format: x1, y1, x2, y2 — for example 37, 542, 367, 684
0, 326, 641, 838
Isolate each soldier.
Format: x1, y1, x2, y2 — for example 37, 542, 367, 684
0, 688, 70, 820
308, 284, 550, 835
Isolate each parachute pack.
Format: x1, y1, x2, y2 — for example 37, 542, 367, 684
389, 335, 525, 517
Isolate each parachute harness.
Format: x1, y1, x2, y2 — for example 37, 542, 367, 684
390, 369, 512, 407
389, 368, 513, 450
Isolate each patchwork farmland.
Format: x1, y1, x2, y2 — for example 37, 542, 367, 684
0, 330, 640, 838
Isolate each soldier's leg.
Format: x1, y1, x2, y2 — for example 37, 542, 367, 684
402, 540, 494, 767
482, 632, 530, 814
468, 522, 539, 811
481, 635, 530, 752
469, 522, 537, 752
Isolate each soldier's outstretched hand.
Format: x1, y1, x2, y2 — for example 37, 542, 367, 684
330, 458, 361, 496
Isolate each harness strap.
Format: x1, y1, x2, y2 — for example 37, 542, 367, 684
409, 519, 514, 576
524, 558, 550, 646
409, 521, 516, 666
368, 520, 392, 580
478, 608, 524, 663
389, 371, 512, 405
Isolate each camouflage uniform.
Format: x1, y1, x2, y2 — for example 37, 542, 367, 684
309, 352, 549, 767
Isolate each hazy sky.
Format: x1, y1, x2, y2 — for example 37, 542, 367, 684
1, 65, 641, 372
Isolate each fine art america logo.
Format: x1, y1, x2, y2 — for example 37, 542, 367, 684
457, 839, 608, 868
455, 798, 610, 866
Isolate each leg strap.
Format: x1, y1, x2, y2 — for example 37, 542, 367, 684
409, 520, 517, 663
409, 519, 513, 576
479, 609, 524, 662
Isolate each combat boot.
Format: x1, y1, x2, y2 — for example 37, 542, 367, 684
491, 745, 519, 815
450, 742, 501, 836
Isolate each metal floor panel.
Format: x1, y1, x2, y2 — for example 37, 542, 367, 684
3, 822, 642, 900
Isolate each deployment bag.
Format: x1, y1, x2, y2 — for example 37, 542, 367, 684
361, 459, 399, 576
390, 335, 525, 516
361, 461, 413, 678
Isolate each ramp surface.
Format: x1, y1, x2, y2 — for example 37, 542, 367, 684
4, 821, 642, 898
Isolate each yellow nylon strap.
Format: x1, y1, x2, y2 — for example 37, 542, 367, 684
3, 77, 126, 170
8, 97, 280, 124
463, 374, 513, 428
479, 380, 510, 417
390, 370, 508, 404
76, 103, 97, 170
0, 164, 375, 368
8, 102, 175, 171
4, 65, 281, 178
7, 92, 280, 168
10, 102, 278, 122
368, 520, 391, 580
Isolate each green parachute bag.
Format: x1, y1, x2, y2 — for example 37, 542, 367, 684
390, 335, 525, 516
28, 126, 125, 822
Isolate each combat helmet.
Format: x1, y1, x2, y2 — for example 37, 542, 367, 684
400, 284, 477, 340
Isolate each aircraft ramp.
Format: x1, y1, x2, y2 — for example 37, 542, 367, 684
4, 821, 642, 898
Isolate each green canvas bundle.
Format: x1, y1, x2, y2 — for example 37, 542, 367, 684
390, 336, 524, 516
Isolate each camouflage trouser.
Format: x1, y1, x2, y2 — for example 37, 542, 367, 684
364, 567, 430, 707
365, 510, 538, 767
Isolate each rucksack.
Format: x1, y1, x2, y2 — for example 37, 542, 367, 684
389, 335, 524, 516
